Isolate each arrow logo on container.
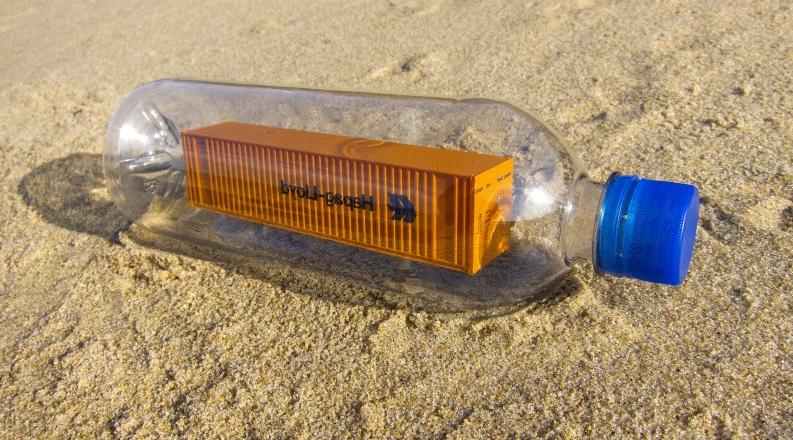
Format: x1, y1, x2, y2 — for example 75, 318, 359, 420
387, 193, 416, 223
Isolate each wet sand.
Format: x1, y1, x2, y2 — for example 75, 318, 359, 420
1, 0, 791, 437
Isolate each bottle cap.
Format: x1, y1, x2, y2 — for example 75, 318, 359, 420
596, 174, 699, 285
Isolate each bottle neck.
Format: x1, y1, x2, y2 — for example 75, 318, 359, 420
561, 177, 605, 265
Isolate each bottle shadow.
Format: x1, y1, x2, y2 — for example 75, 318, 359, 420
17, 153, 583, 315
17, 152, 130, 241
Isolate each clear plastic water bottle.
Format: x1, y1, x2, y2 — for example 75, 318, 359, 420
104, 79, 699, 309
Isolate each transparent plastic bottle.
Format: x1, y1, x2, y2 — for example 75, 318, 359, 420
104, 79, 699, 310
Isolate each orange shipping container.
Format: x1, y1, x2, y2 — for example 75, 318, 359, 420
181, 122, 513, 274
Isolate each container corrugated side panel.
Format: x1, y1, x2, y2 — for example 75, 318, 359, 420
182, 133, 472, 272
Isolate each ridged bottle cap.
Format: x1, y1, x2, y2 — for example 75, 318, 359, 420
596, 174, 699, 285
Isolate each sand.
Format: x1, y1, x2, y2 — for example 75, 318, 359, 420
1, 0, 792, 437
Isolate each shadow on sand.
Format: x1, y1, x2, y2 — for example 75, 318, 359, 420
18, 153, 583, 316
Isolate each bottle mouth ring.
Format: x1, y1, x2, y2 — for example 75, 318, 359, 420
596, 173, 640, 278
592, 171, 622, 276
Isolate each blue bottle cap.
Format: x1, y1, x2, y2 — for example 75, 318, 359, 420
596, 174, 699, 285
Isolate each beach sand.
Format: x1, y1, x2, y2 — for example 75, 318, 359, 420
1, 0, 791, 437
